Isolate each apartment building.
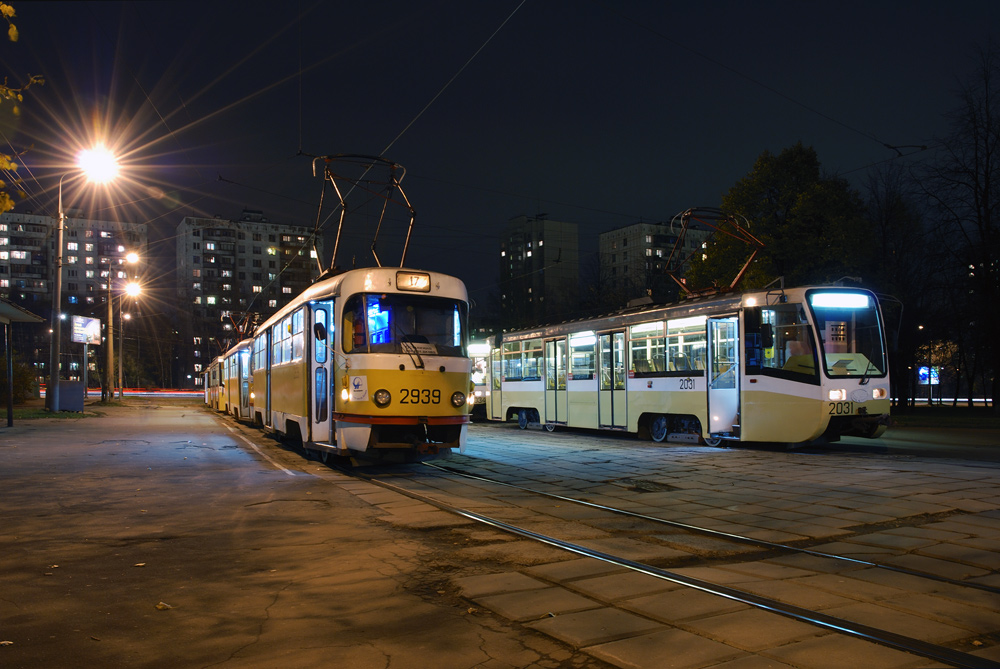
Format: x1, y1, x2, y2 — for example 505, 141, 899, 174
175, 209, 322, 387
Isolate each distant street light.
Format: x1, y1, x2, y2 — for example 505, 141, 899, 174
118, 281, 141, 398
106, 253, 139, 401
49, 146, 120, 412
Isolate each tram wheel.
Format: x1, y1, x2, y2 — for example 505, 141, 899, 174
320, 450, 330, 463
544, 422, 556, 432
649, 415, 668, 443
703, 436, 724, 447
517, 409, 529, 430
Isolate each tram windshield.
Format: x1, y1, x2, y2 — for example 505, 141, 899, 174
807, 291, 887, 378
342, 293, 467, 357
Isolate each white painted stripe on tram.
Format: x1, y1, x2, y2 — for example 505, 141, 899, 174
225, 425, 297, 476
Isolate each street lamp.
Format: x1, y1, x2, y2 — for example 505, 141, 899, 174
48, 146, 119, 412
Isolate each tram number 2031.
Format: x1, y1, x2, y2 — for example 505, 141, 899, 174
401, 388, 441, 405
828, 401, 855, 415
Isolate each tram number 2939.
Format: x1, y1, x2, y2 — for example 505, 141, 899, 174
401, 388, 441, 405
828, 401, 855, 415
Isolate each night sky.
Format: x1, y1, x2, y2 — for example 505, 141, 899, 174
2, 1, 999, 305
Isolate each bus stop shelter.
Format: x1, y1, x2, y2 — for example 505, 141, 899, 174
1, 297, 44, 427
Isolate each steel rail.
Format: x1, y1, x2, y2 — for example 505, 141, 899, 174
341, 465, 995, 669
423, 461, 1000, 595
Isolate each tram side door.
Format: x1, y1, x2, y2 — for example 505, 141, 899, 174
309, 300, 335, 444
707, 317, 740, 438
544, 338, 567, 423
239, 348, 250, 419
488, 346, 502, 420
598, 331, 627, 429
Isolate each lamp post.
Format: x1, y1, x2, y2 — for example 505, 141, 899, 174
106, 253, 139, 402
118, 281, 140, 399
48, 146, 119, 412
47, 174, 68, 412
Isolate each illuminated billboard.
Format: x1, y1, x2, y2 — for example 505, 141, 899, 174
71, 316, 102, 345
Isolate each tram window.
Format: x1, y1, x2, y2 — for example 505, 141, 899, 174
502, 342, 522, 381
808, 291, 887, 377
314, 308, 328, 364
281, 316, 293, 363
522, 339, 543, 381
291, 309, 304, 362
744, 305, 819, 384
569, 332, 595, 380
272, 323, 283, 365
629, 321, 665, 376
342, 293, 467, 357
667, 316, 706, 372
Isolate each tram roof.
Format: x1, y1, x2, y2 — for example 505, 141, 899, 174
497, 284, 876, 342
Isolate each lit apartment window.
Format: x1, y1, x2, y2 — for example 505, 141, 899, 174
252, 285, 262, 292
206, 296, 216, 305
282, 287, 292, 293
268, 299, 277, 307
205, 242, 216, 251
67, 242, 79, 251
192, 282, 201, 291
12, 250, 26, 260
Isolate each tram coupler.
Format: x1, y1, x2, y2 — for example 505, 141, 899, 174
416, 442, 440, 455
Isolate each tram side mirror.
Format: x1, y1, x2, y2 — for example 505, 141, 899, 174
761, 324, 773, 349
313, 322, 327, 341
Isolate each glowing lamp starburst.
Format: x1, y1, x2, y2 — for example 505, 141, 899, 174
77, 145, 120, 184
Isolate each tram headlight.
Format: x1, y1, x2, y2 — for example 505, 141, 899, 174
828, 389, 847, 401
341, 388, 349, 402
873, 388, 887, 400
373, 388, 391, 408
451, 391, 467, 408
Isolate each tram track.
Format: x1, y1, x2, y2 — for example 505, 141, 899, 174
422, 460, 1000, 596
331, 460, 998, 669
214, 412, 1000, 667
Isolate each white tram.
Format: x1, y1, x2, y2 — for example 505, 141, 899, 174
485, 285, 890, 445
230, 266, 473, 457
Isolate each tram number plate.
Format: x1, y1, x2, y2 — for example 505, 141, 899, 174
679, 378, 695, 390
401, 388, 441, 404
828, 401, 854, 415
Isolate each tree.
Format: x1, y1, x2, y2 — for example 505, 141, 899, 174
863, 163, 943, 408
918, 42, 1000, 408
0, 2, 43, 213
686, 143, 873, 291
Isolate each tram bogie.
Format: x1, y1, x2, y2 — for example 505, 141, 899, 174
483, 285, 891, 446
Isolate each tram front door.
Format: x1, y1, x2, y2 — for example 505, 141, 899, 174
544, 338, 567, 424
707, 316, 740, 439
599, 331, 627, 429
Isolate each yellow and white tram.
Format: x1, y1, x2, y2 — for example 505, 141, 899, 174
219, 339, 252, 420
485, 285, 890, 446
244, 266, 473, 457
205, 357, 224, 412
